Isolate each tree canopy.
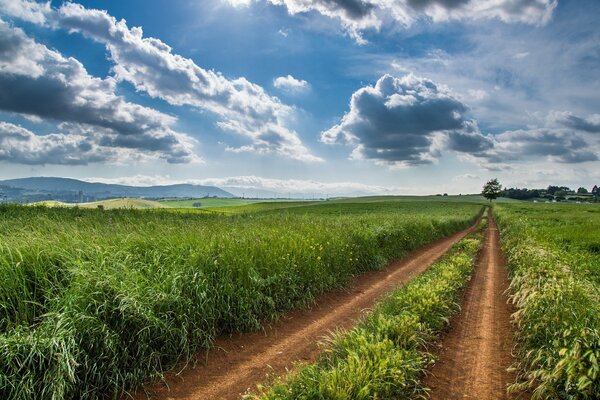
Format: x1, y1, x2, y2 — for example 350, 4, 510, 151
482, 178, 503, 202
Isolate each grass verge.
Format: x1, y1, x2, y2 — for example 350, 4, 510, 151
495, 209, 600, 399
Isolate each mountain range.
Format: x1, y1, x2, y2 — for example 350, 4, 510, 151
0, 177, 234, 203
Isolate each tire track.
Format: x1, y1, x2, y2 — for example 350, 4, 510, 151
425, 210, 518, 400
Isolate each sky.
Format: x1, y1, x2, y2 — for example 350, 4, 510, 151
0, 0, 599, 196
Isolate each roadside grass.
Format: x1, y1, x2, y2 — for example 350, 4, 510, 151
0, 201, 481, 399
248, 228, 485, 399
495, 204, 600, 399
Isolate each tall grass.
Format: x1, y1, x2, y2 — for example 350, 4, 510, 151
495, 204, 600, 399
248, 232, 484, 399
0, 202, 480, 399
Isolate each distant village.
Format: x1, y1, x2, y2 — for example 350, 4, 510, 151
503, 185, 600, 203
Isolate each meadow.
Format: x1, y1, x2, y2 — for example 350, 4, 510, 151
495, 203, 600, 399
0, 200, 480, 399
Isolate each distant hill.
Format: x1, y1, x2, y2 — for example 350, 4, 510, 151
0, 177, 234, 203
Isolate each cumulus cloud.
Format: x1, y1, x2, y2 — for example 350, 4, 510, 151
231, 0, 557, 42
464, 128, 599, 166
550, 111, 600, 133
0, 122, 114, 165
323, 74, 600, 169
40, 2, 319, 162
0, 0, 50, 24
273, 75, 309, 93
322, 74, 474, 166
0, 21, 198, 164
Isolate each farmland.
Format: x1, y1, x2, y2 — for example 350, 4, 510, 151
0, 200, 480, 399
495, 204, 600, 399
2, 198, 599, 400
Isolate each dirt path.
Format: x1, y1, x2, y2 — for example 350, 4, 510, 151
425, 210, 518, 400
133, 216, 481, 400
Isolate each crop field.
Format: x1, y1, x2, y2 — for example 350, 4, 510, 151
0, 200, 480, 399
495, 204, 600, 399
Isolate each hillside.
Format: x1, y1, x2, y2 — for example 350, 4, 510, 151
0, 177, 234, 203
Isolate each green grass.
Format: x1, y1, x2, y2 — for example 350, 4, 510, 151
495, 203, 600, 399
157, 198, 308, 209
0, 200, 481, 399
249, 230, 484, 400
31, 198, 167, 209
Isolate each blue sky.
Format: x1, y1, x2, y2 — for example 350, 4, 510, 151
0, 0, 599, 196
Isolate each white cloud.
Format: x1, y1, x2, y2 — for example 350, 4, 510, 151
0, 121, 165, 165
461, 127, 600, 168
322, 73, 476, 167
229, 0, 557, 43
273, 74, 309, 92
548, 111, 600, 133
466, 89, 489, 101
453, 173, 480, 181
0, 21, 199, 164
45, 2, 320, 162
0, 0, 50, 24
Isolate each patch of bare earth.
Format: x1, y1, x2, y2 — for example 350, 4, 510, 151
132, 216, 481, 400
425, 211, 522, 400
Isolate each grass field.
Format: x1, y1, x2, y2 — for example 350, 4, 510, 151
495, 204, 600, 399
28, 194, 518, 213
31, 198, 168, 209
157, 198, 305, 208
0, 200, 481, 399
251, 228, 485, 400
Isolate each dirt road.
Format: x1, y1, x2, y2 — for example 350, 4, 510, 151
134, 217, 481, 400
425, 211, 517, 400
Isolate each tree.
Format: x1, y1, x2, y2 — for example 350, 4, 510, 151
577, 187, 589, 194
482, 178, 502, 203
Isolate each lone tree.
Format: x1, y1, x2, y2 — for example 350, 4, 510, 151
482, 178, 503, 203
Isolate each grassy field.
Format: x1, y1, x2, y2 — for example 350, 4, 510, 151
32, 198, 167, 209
0, 200, 481, 399
251, 226, 485, 400
495, 203, 600, 399
28, 194, 518, 213
157, 198, 305, 208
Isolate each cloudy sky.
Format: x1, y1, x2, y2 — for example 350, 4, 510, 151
0, 0, 599, 196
